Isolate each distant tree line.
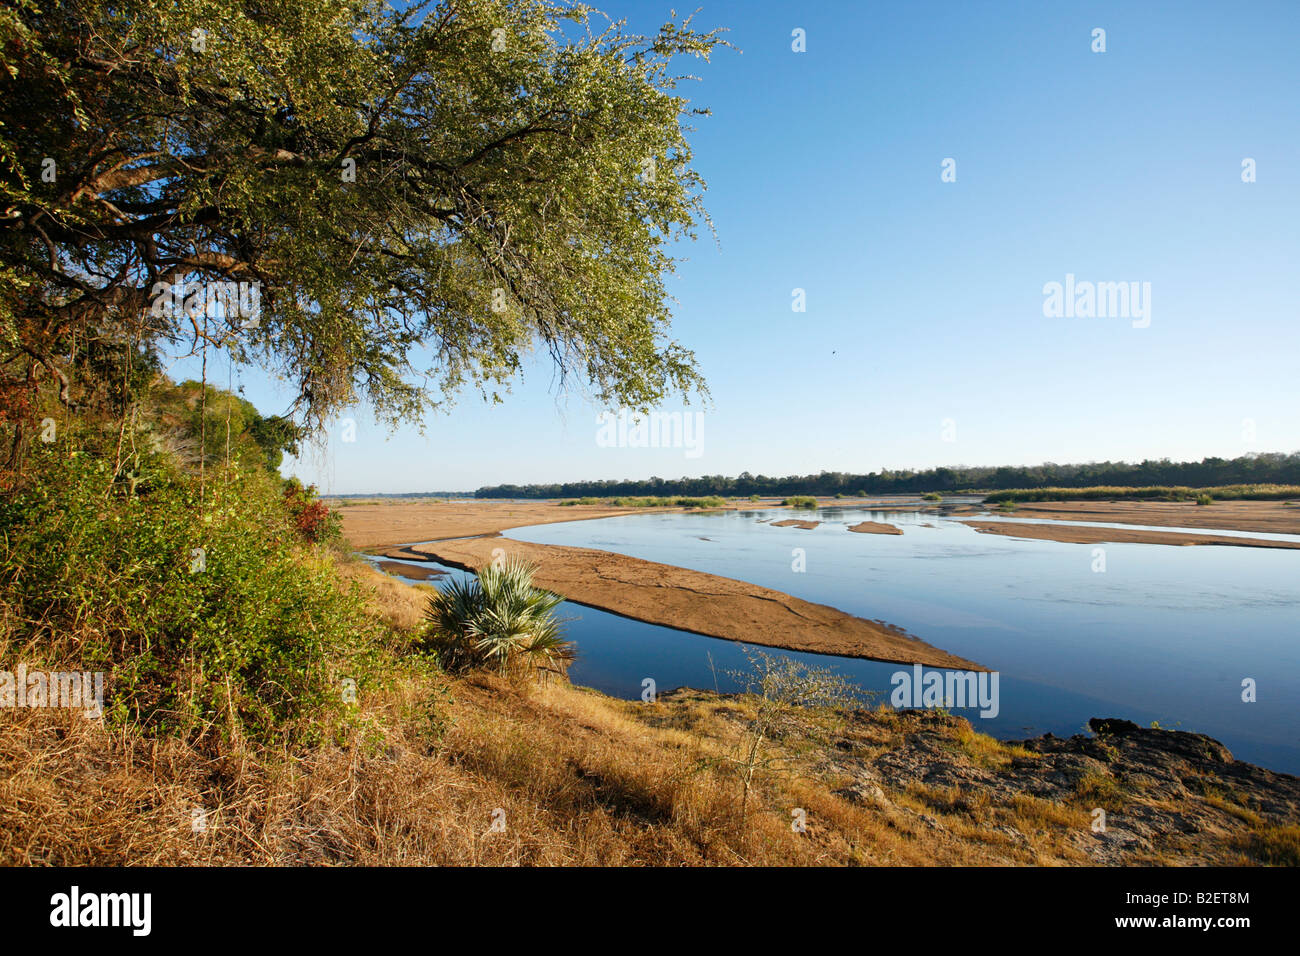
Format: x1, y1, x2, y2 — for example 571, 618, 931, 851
474, 452, 1300, 499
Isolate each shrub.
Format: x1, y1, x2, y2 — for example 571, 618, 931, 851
422, 559, 574, 681
1196, 494, 1213, 506
0, 445, 385, 745
610, 495, 725, 508
782, 496, 818, 510
922, 492, 942, 501
984, 484, 1300, 504
283, 477, 343, 544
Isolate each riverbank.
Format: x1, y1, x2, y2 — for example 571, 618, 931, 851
963, 520, 1300, 549
332, 500, 665, 548
965, 499, 1300, 537
9, 560, 1292, 866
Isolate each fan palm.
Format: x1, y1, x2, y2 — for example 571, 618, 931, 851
423, 558, 574, 680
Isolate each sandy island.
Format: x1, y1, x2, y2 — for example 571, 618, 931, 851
375, 559, 446, 580
963, 519, 1300, 550
848, 521, 903, 535
343, 500, 981, 669
771, 519, 820, 529
979, 499, 1300, 536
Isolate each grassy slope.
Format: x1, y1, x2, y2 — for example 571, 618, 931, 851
3, 560, 1293, 866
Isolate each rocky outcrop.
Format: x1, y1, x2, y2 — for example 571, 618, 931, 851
820, 709, 1299, 865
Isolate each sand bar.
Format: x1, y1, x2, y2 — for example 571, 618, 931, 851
335, 501, 669, 548
963, 520, 1300, 549
392, 535, 983, 669
848, 521, 903, 535
375, 560, 446, 580
980, 500, 1300, 536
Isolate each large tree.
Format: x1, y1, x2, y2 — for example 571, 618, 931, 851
0, 0, 719, 440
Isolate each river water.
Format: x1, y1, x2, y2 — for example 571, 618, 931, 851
372, 505, 1300, 773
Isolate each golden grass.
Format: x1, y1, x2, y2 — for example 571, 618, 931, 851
0, 559, 1289, 866
1239, 825, 1300, 866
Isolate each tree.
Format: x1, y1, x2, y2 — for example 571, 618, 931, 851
0, 0, 721, 450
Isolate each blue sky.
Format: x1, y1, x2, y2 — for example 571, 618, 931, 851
178, 0, 1300, 493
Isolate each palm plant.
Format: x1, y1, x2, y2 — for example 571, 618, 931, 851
423, 558, 574, 681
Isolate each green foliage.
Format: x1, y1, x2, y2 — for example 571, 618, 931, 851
782, 496, 818, 510
476, 453, 1300, 499
2, 0, 725, 430
0, 442, 384, 744
610, 495, 725, 508
422, 559, 573, 680
922, 492, 942, 501
985, 484, 1300, 504
1196, 493, 1214, 506
560, 495, 724, 508
149, 379, 301, 473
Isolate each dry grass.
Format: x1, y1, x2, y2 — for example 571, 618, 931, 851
335, 558, 432, 633
0, 562, 1286, 866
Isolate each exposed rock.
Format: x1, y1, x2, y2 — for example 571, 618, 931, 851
836, 708, 1300, 864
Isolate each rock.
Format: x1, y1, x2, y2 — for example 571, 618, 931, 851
1089, 717, 1140, 736
834, 781, 891, 808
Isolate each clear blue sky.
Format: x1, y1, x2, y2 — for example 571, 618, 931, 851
178, 0, 1300, 494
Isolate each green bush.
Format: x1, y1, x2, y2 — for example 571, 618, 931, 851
984, 484, 1300, 504
922, 492, 942, 501
1196, 494, 1213, 506
0, 444, 385, 745
609, 495, 725, 508
422, 559, 573, 680
782, 496, 818, 510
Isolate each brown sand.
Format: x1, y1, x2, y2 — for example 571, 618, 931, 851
375, 560, 446, 580
848, 521, 903, 535
771, 519, 820, 529
338, 496, 951, 548
395, 536, 982, 670
338, 501, 666, 548
963, 520, 1300, 550
984, 499, 1300, 536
